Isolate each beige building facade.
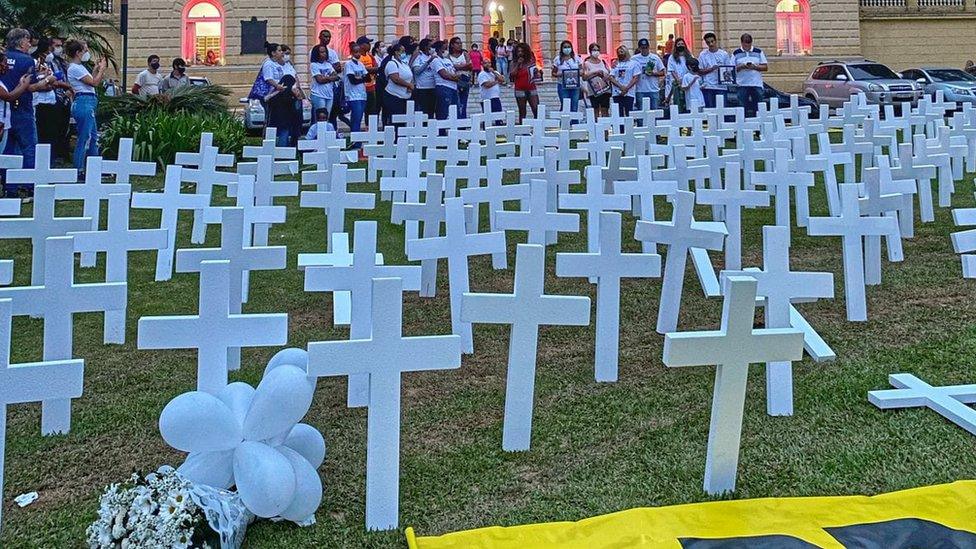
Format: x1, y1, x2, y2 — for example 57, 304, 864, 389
91, 0, 976, 96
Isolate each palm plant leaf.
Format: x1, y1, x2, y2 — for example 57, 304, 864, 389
0, 0, 117, 58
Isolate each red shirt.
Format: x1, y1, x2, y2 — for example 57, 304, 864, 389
512, 64, 536, 91
470, 50, 484, 72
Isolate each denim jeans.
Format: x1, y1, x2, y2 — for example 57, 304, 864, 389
311, 95, 333, 119
612, 95, 635, 117
458, 82, 470, 119
384, 93, 407, 129
557, 85, 580, 113
497, 58, 509, 81
702, 88, 720, 109
71, 94, 99, 172
348, 99, 366, 147
414, 88, 436, 119
435, 85, 459, 121
275, 127, 292, 147
737, 85, 763, 118
635, 91, 660, 111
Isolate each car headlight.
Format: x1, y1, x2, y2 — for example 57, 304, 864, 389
949, 87, 974, 96
866, 83, 884, 92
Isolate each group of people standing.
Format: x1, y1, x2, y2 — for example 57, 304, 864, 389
552, 32, 768, 120
1, 28, 112, 199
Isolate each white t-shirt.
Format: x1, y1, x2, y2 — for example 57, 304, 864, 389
552, 56, 581, 88
343, 58, 368, 101
282, 62, 298, 79
385, 59, 414, 100
496, 45, 510, 60
0, 82, 10, 129
630, 52, 665, 93
611, 59, 640, 97
682, 72, 704, 108
136, 69, 164, 96
67, 63, 95, 94
310, 61, 335, 99
261, 58, 285, 84
432, 56, 457, 90
478, 70, 500, 100
698, 48, 732, 88
732, 47, 768, 88
412, 52, 436, 89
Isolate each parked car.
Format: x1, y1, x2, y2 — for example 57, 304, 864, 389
188, 76, 211, 87
899, 67, 976, 105
803, 60, 923, 109
240, 97, 312, 135
716, 83, 818, 111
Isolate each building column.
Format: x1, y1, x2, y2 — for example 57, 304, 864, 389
471, 0, 485, 46
295, 0, 310, 78
454, 0, 469, 41
365, 1, 381, 39
636, 0, 652, 42
553, 0, 568, 50
619, 1, 634, 48
384, 0, 398, 43
699, 0, 715, 36
537, 1, 552, 63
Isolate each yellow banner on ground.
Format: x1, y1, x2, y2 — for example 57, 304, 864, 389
406, 481, 976, 548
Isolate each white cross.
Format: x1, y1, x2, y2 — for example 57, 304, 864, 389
461, 161, 529, 269
656, 145, 710, 192
443, 143, 486, 200
303, 156, 367, 192
302, 164, 375, 252
0, 155, 21, 171
559, 166, 631, 260
951, 207, 976, 277
6, 144, 76, 187
0, 299, 82, 528
634, 190, 727, 334
174, 133, 235, 167
298, 232, 384, 326
556, 129, 589, 171
496, 136, 544, 174
307, 277, 460, 531
304, 221, 421, 408
751, 148, 814, 228
0, 236, 124, 434
380, 153, 427, 242
721, 226, 834, 416
790, 133, 852, 216
613, 156, 679, 253
869, 373, 976, 436
807, 183, 902, 322
242, 138, 296, 161
497, 180, 579, 246
245, 155, 299, 247
101, 138, 156, 184
664, 275, 803, 494
131, 166, 213, 281
138, 259, 288, 394
860, 155, 916, 264
893, 141, 937, 222
696, 165, 769, 271
462, 244, 591, 452
0, 200, 18, 285
0, 186, 91, 286
556, 212, 661, 382
407, 198, 506, 353
392, 175, 445, 297
732, 130, 775, 189
53, 157, 133, 267
181, 146, 239, 243
521, 148, 581, 245
299, 122, 345, 153
70, 193, 168, 344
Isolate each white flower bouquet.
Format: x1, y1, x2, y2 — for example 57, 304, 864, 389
86, 466, 252, 549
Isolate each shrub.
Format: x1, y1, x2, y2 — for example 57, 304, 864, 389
98, 84, 232, 120
100, 109, 246, 167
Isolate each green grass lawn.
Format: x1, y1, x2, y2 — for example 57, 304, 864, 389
2, 154, 976, 548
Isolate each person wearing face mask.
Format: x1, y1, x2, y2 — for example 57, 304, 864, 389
609, 45, 640, 117
383, 41, 415, 131
370, 40, 387, 123
44, 37, 72, 161
159, 58, 190, 92
631, 38, 665, 111
355, 37, 378, 125
430, 40, 460, 123
135, 55, 164, 96
259, 42, 296, 147
310, 45, 341, 124
552, 40, 582, 113
3, 28, 55, 180
411, 38, 437, 119
665, 37, 690, 111
582, 43, 611, 119
0, 51, 32, 166
448, 37, 472, 119
279, 45, 305, 147
65, 39, 106, 174
344, 41, 370, 148
32, 38, 70, 163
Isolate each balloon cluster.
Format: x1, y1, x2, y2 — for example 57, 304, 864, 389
159, 349, 325, 522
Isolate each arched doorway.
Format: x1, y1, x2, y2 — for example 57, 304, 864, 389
182, 0, 224, 66
775, 0, 812, 55
570, 0, 611, 63
655, 0, 693, 53
486, 0, 538, 56
316, 0, 358, 55
405, 0, 447, 40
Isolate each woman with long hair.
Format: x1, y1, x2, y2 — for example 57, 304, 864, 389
582, 42, 611, 119
431, 40, 459, 121
552, 40, 582, 113
509, 42, 539, 122
665, 37, 690, 110
65, 38, 107, 172
448, 37, 473, 118
609, 45, 639, 117
259, 42, 297, 146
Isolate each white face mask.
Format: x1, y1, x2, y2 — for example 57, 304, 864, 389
45, 52, 54, 64
54, 46, 63, 57
590, 50, 600, 57
284, 54, 291, 63
81, 51, 91, 63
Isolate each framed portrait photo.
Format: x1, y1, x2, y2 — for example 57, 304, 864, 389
718, 65, 737, 86
561, 68, 581, 89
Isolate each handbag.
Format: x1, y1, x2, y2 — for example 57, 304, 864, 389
247, 70, 273, 101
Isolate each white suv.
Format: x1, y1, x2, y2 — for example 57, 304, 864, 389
803, 61, 923, 109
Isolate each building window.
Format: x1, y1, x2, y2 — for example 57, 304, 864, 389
405, 0, 446, 41
655, 0, 693, 53
570, 0, 611, 63
776, 0, 812, 56
317, 1, 358, 55
183, 0, 224, 66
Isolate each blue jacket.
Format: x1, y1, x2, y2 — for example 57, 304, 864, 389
2, 48, 36, 125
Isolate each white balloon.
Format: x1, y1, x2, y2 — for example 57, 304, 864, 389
277, 446, 323, 523
233, 442, 296, 518
243, 365, 315, 442
283, 424, 327, 469
178, 450, 235, 490
264, 348, 309, 375
218, 383, 256, 427
160, 392, 242, 453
